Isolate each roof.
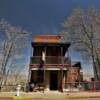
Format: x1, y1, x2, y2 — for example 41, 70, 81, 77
72, 62, 81, 69
34, 35, 62, 43
32, 34, 71, 53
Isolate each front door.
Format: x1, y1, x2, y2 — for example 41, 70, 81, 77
50, 71, 58, 90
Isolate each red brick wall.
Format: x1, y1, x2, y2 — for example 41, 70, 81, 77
66, 67, 81, 83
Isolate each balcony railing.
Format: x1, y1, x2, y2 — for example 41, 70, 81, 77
30, 56, 71, 65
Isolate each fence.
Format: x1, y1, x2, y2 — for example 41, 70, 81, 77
64, 81, 100, 92
0, 85, 26, 92
0, 81, 100, 92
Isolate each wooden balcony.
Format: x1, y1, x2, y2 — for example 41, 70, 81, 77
30, 56, 71, 69
30, 56, 70, 64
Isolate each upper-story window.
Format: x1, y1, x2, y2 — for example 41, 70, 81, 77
33, 46, 45, 56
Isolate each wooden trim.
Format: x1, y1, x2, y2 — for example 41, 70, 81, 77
30, 64, 69, 67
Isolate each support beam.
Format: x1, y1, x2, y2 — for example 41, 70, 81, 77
61, 46, 64, 92
43, 46, 47, 89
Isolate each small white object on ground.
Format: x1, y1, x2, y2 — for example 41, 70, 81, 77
16, 85, 21, 96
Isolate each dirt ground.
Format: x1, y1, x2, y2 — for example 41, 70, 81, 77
0, 91, 100, 100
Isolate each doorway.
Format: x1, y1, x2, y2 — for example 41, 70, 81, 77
50, 71, 58, 90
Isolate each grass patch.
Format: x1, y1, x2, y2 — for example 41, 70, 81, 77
13, 96, 33, 100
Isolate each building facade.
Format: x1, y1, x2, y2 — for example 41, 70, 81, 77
29, 35, 82, 91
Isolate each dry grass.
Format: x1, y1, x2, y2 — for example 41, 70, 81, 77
13, 96, 33, 100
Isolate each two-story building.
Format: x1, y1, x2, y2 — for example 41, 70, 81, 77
29, 35, 82, 92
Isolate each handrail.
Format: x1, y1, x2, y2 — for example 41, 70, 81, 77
30, 56, 70, 64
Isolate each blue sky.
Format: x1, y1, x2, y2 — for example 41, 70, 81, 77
0, 0, 100, 34
0, 0, 100, 77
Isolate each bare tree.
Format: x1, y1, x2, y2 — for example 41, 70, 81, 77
61, 8, 100, 80
7, 64, 27, 85
0, 19, 30, 87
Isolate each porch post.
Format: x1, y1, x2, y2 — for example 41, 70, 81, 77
28, 46, 33, 83
31, 46, 33, 56
28, 68, 32, 83
61, 46, 64, 92
43, 46, 46, 89
67, 47, 71, 65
